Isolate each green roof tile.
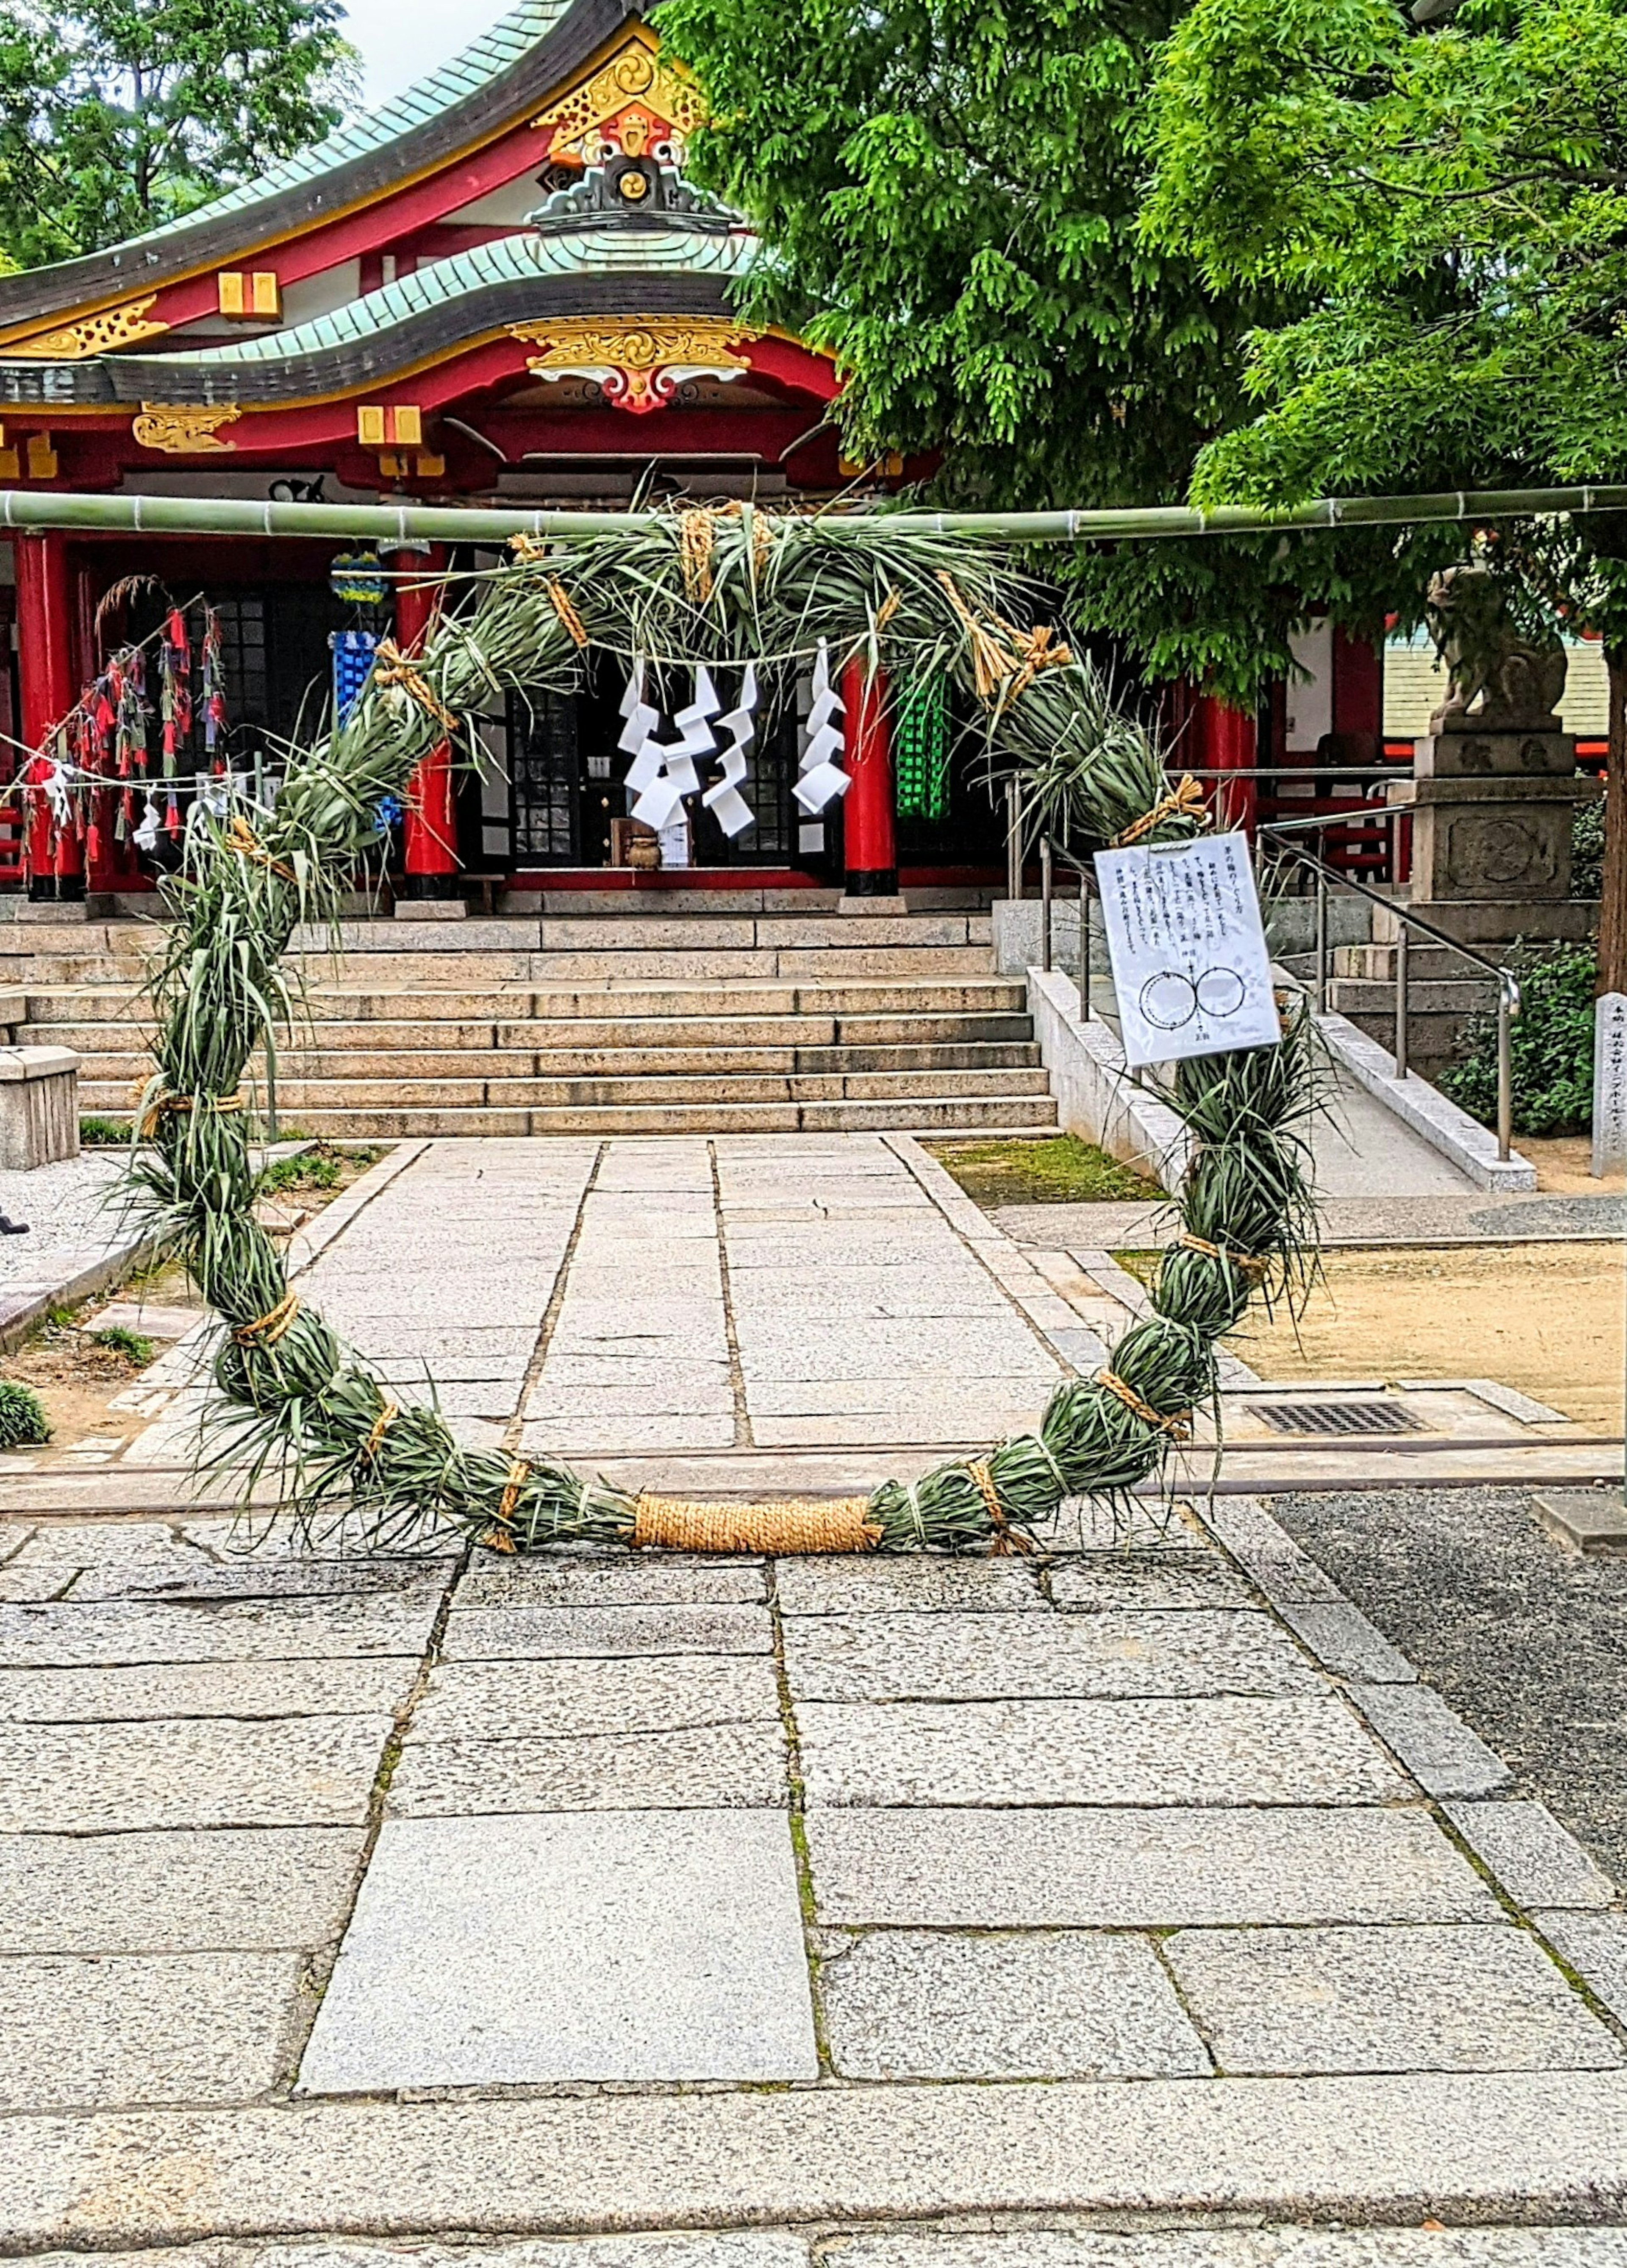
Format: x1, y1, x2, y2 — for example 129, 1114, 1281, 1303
142, 224, 759, 368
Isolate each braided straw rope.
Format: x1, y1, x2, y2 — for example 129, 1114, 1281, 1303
498, 1460, 530, 1522
233, 1291, 302, 1348
225, 815, 296, 881
372, 640, 460, 733
679, 509, 716, 602
967, 1459, 1036, 1556
546, 580, 590, 648
133, 1087, 247, 1138
1177, 1229, 1269, 1282
362, 1401, 398, 1462
1111, 775, 1206, 848
632, 1494, 880, 1555
1096, 1367, 1191, 1440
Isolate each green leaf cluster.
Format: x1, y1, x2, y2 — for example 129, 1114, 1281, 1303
1144, 0, 1627, 511
658, 0, 1420, 703
0, 0, 358, 267
1439, 942, 1598, 1135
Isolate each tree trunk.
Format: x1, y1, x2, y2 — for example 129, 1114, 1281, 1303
1599, 643, 1627, 996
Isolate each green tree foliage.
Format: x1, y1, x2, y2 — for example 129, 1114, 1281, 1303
1142, 0, 1627, 509
0, 0, 358, 268
1143, 0, 1627, 973
658, 0, 1420, 704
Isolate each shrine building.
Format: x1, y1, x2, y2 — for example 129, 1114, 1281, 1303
0, 0, 1396, 908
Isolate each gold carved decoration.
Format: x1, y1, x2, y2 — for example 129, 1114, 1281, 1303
132, 403, 242, 454
530, 37, 706, 166
508, 318, 760, 414
7, 296, 169, 360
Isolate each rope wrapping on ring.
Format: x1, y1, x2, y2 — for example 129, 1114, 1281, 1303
1176, 1229, 1270, 1282
967, 1458, 1036, 1556
224, 814, 296, 882
135, 1087, 247, 1140
1096, 1367, 1191, 1441
372, 640, 460, 733
233, 1291, 302, 1348
1110, 775, 1207, 848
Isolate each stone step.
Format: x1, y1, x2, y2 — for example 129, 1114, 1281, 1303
81, 1065, 1056, 1111
67, 1040, 1045, 1082
1333, 943, 1493, 982
24, 978, 1031, 1024
1325, 977, 1495, 1017
289, 912, 995, 952
83, 1094, 1061, 1137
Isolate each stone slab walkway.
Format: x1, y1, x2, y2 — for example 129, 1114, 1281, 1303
2, 1134, 1626, 2249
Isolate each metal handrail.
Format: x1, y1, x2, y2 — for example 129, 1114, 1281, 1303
1033, 816, 1521, 1162
1257, 815, 1521, 1163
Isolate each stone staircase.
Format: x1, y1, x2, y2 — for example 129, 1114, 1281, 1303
1322, 940, 1499, 1078
2, 897, 1059, 1136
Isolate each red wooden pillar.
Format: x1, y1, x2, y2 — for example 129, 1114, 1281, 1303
840, 660, 897, 896
14, 532, 81, 900
395, 546, 458, 898
1197, 693, 1258, 838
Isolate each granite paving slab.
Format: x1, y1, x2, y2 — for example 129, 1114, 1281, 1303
0, 1658, 413, 1722
773, 1557, 1043, 1615
797, 1695, 1409, 1808
0, 1950, 302, 2109
1049, 1553, 1258, 1612
1, 2245, 808, 2268
1444, 1799, 1619, 1911
782, 1609, 1322, 1701
412, 1653, 782, 1741
456, 1554, 765, 1607
441, 1602, 773, 1660
0, 1715, 393, 1831
6, 2072, 1627, 2240
825, 2235, 1627, 2266
0, 1827, 362, 1953
387, 1721, 788, 1815
297, 1811, 817, 2090
1164, 1923, 1623, 2074
1531, 1910, 1627, 2026
0, 1591, 444, 1666
817, 1928, 1210, 2079
802, 1806, 1500, 1926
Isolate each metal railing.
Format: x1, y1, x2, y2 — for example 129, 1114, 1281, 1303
1261, 815, 1521, 1162
1031, 814, 1521, 1162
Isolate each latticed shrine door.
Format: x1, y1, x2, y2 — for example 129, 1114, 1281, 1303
507, 688, 588, 865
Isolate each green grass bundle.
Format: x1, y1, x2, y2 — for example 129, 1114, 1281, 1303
121, 505, 1319, 1556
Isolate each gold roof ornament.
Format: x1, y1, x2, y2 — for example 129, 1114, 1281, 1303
530, 36, 706, 167
508, 318, 759, 414
7, 296, 168, 359
132, 403, 242, 453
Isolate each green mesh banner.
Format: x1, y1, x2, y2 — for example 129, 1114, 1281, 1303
894, 676, 950, 823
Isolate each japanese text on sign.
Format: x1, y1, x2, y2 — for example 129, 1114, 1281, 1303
1093, 831, 1280, 1068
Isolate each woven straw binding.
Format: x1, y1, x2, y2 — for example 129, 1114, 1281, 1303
632, 1494, 880, 1555
233, 1291, 301, 1348
967, 1458, 1036, 1556
546, 579, 590, 648
1096, 1367, 1191, 1440
1177, 1229, 1269, 1281
1111, 775, 1206, 849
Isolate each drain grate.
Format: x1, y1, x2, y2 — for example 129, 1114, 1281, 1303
1254, 1398, 1426, 1438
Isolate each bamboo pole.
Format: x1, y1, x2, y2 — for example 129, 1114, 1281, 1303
5, 483, 1627, 546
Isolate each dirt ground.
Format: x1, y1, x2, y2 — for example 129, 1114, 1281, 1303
1520, 1134, 1627, 1195
1224, 1242, 1624, 1428
0, 1145, 380, 1460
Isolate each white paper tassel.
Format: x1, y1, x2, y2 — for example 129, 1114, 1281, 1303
133, 794, 163, 853
794, 640, 850, 814
628, 665, 722, 829
702, 661, 758, 840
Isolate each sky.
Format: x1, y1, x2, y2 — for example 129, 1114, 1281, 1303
342, 0, 516, 111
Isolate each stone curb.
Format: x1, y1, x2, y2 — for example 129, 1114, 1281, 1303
3, 2072, 1627, 2243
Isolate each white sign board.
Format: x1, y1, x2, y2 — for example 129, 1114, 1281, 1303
1593, 992, 1627, 1176
1093, 831, 1280, 1068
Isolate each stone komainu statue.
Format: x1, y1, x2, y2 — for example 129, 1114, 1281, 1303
1427, 563, 1567, 730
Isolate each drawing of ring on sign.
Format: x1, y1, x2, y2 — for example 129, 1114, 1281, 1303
1140, 972, 1198, 1031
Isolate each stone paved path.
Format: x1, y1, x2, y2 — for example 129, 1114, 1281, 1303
1, 1135, 1625, 2252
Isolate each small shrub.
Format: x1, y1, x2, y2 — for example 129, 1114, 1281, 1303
0, 1380, 50, 1447
91, 1325, 154, 1367
78, 1115, 129, 1146
1573, 795, 1606, 901
1439, 945, 1596, 1137
257, 1151, 342, 1197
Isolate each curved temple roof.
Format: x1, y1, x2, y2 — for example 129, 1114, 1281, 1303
0, 222, 761, 409
0, 0, 642, 332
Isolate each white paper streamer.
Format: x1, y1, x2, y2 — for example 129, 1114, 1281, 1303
133, 794, 163, 853
702, 662, 758, 839
794, 640, 849, 814
627, 665, 721, 829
